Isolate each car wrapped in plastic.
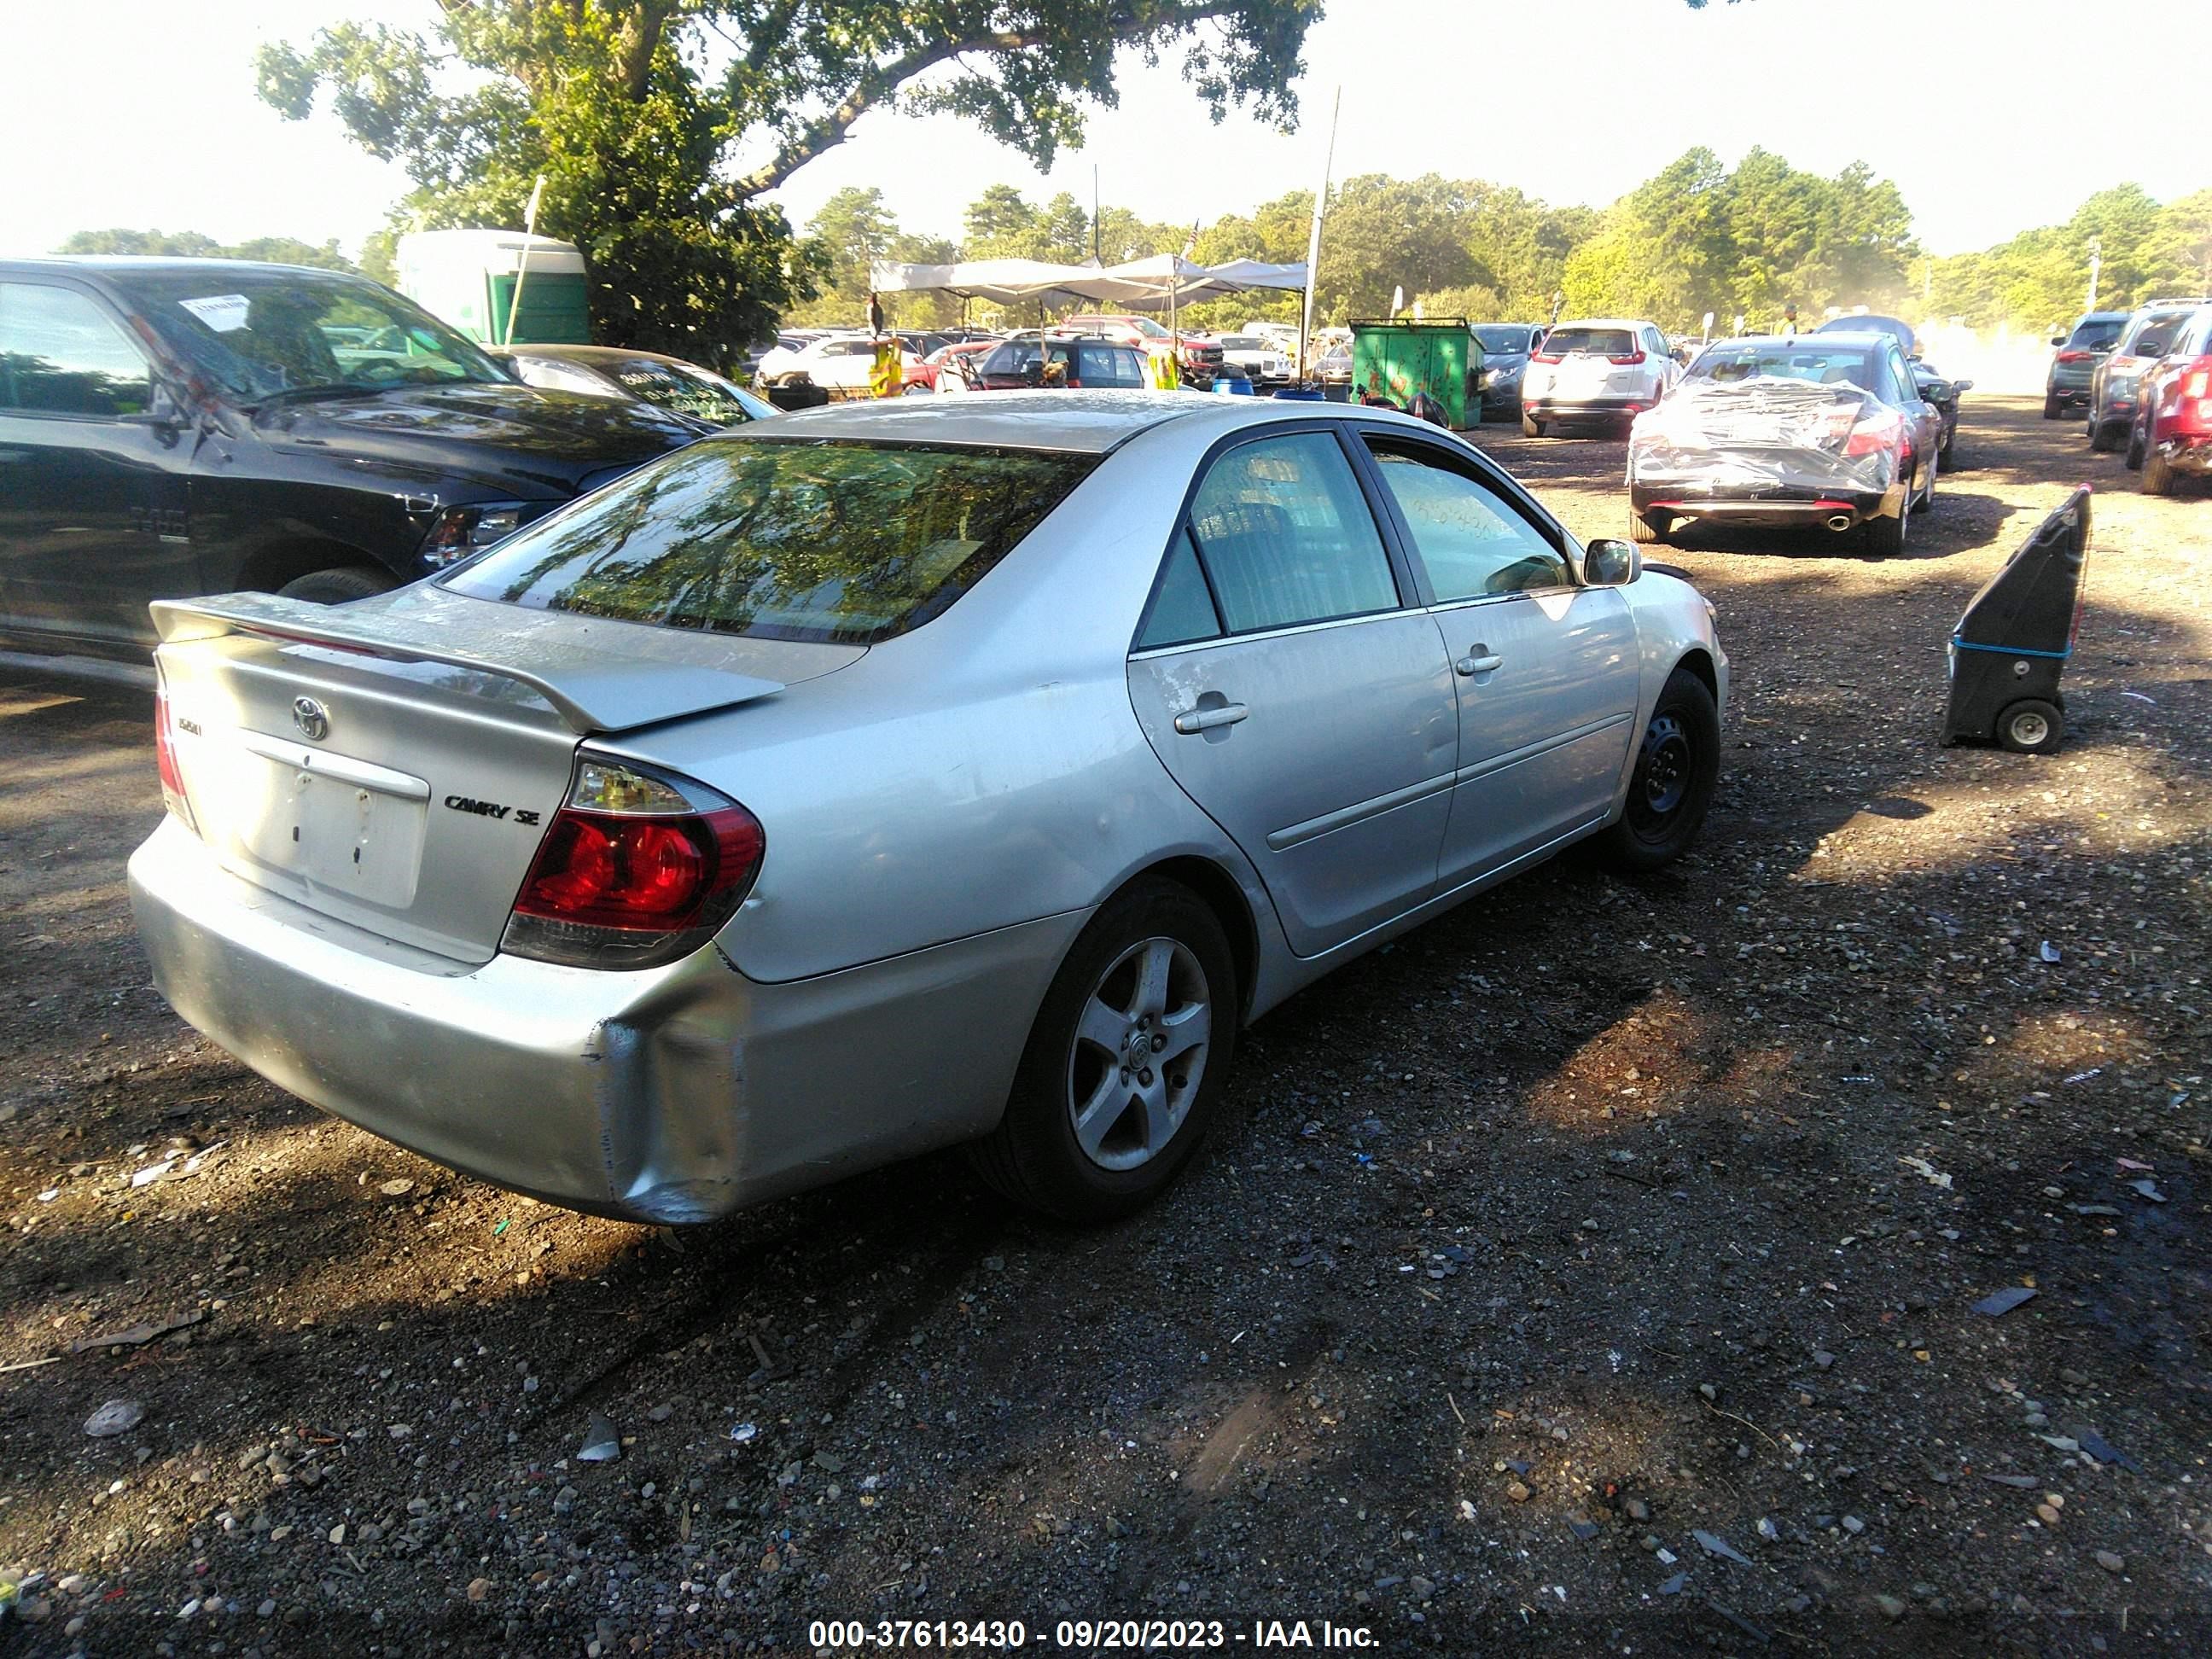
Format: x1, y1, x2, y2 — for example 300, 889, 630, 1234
1627, 333, 1942, 556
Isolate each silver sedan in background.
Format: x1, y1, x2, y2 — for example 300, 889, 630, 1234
130, 394, 1726, 1225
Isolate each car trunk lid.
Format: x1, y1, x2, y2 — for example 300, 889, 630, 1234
151, 585, 861, 965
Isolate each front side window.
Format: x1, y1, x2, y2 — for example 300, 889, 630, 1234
0, 283, 153, 416
1185, 432, 1399, 633
445, 438, 1096, 644
1366, 445, 1570, 600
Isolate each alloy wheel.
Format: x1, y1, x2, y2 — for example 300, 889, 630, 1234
1065, 937, 1212, 1172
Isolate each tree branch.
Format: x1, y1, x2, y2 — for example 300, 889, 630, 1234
731, 2, 1237, 200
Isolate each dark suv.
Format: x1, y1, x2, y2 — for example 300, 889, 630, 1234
2044, 311, 2128, 417
0, 259, 697, 659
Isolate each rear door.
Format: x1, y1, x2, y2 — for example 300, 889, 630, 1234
1126, 427, 1459, 957
1355, 431, 1639, 883
0, 279, 197, 645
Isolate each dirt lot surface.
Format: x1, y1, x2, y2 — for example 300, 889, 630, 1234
2, 395, 2208, 1656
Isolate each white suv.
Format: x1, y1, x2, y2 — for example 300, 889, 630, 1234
1520, 318, 1681, 437
760, 333, 880, 393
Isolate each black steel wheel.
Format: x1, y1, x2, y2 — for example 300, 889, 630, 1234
1597, 667, 1720, 873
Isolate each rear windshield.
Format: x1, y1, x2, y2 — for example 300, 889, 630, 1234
1687, 345, 1877, 387
602, 357, 766, 426
444, 438, 1096, 644
2067, 318, 2126, 350
1473, 326, 1536, 353
1542, 328, 1633, 356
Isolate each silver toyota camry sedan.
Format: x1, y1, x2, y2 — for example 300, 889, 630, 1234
130, 393, 1726, 1225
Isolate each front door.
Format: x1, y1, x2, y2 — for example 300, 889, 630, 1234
0, 280, 195, 647
1355, 433, 1640, 884
1126, 428, 1459, 958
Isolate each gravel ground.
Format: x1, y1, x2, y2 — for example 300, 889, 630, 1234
1, 395, 2208, 1656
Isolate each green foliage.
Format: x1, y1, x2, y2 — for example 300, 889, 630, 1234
57, 230, 362, 273
1561, 148, 1916, 329
1928, 184, 2212, 331
255, 1, 1324, 364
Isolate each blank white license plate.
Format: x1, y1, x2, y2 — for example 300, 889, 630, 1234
194, 736, 428, 910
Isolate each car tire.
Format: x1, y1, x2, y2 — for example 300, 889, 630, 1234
2088, 416, 2115, 452
970, 878, 1238, 1224
1863, 477, 1910, 558
2042, 393, 2061, 419
1596, 667, 1720, 874
2123, 422, 2145, 470
1996, 699, 2064, 755
901, 381, 931, 396
276, 566, 396, 604
2142, 444, 2176, 496
1522, 414, 1545, 438
1628, 510, 1667, 545
1920, 445, 1937, 511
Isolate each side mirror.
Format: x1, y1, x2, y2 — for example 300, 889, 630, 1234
2051, 336, 2068, 347
1583, 538, 1640, 586
1953, 380, 1974, 394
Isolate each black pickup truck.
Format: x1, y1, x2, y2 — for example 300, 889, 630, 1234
0, 258, 696, 658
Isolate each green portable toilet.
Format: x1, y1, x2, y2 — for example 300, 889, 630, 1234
1348, 318, 1478, 428
395, 229, 592, 346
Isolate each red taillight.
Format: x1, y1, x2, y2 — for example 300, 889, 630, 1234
1530, 352, 1563, 364
154, 689, 195, 831
2054, 349, 2093, 364
504, 761, 764, 969
1608, 351, 1647, 365
1842, 409, 1905, 458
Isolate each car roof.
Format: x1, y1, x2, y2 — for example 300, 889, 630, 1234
1546, 317, 1653, 329
496, 343, 700, 370
0, 255, 369, 280
728, 389, 1445, 455
1700, 334, 1883, 351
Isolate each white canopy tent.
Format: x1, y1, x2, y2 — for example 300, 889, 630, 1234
869, 254, 1308, 314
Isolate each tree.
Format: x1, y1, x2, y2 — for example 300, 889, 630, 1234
256, 2, 1326, 361
57, 229, 362, 273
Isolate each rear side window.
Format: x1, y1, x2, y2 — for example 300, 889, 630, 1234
445, 438, 1096, 644
1134, 530, 1222, 649
1074, 344, 1144, 387
0, 283, 153, 416
1543, 328, 1633, 356
1185, 432, 1399, 633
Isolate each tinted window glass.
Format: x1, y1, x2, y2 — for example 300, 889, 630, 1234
1135, 529, 1223, 649
1367, 445, 1569, 599
1473, 326, 1534, 353
603, 357, 760, 425
1689, 345, 1877, 388
103, 266, 504, 403
2067, 318, 2126, 350
446, 439, 1095, 644
1186, 433, 1398, 633
0, 283, 153, 416
1073, 344, 1144, 387
1542, 327, 1633, 356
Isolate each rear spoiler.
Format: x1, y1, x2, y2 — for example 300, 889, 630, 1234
149, 592, 784, 736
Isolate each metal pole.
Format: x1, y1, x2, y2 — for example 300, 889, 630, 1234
2086, 236, 2102, 311
1300, 86, 1342, 382
503, 175, 546, 346
1092, 165, 1101, 263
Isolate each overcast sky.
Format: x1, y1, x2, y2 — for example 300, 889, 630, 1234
4, 0, 2203, 263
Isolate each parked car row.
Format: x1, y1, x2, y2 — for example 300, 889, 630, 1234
2058, 297, 2212, 494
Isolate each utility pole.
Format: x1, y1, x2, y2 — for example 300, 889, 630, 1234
1091, 164, 1101, 264
2086, 236, 2102, 312
1299, 85, 1342, 381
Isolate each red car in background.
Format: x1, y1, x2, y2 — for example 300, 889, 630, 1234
904, 340, 998, 394
1058, 313, 1222, 388
2130, 303, 2212, 496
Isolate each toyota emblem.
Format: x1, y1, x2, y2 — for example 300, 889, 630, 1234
291, 696, 330, 742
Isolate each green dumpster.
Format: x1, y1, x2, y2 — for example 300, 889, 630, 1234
1348, 318, 1480, 428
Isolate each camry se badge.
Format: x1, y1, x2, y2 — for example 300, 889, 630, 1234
291, 696, 329, 741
